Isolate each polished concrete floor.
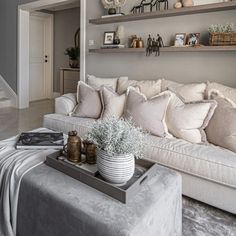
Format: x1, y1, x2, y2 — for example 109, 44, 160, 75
0, 99, 54, 141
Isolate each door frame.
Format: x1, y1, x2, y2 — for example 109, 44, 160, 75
18, 0, 86, 109
29, 11, 54, 102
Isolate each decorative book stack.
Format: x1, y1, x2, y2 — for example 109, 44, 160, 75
101, 44, 125, 49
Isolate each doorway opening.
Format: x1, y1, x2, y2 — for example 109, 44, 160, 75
18, 0, 86, 109
29, 11, 53, 102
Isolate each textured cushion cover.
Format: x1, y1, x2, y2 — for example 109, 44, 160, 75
124, 88, 170, 137
206, 91, 236, 153
161, 79, 180, 92
44, 114, 95, 139
166, 91, 217, 143
146, 135, 236, 188
73, 82, 102, 119
117, 77, 162, 98
100, 86, 126, 119
44, 113, 236, 188
87, 75, 119, 91
207, 81, 236, 104
168, 83, 206, 102
55, 93, 77, 115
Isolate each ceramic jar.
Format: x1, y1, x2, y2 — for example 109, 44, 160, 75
182, 0, 194, 7
96, 150, 135, 185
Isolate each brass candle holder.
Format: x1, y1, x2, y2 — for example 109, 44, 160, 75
83, 140, 96, 164
64, 131, 81, 163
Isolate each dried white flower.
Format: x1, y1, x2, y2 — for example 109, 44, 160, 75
209, 23, 235, 33
86, 117, 148, 159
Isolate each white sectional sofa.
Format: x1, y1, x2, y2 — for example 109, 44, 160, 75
43, 79, 236, 214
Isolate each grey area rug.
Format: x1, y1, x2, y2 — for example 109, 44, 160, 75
183, 197, 236, 236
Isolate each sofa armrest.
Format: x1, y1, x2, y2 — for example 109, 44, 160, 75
55, 93, 77, 115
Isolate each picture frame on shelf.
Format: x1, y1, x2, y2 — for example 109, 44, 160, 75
103, 31, 116, 45
174, 33, 187, 47
187, 33, 201, 46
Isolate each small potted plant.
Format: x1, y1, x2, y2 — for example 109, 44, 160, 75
208, 23, 236, 46
64, 47, 79, 68
86, 117, 147, 185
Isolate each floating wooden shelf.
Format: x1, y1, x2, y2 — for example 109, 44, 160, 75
89, 1, 236, 25
89, 46, 236, 54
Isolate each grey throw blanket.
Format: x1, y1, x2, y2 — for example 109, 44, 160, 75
0, 129, 56, 236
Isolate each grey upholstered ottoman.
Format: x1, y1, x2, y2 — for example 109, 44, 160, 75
17, 163, 182, 236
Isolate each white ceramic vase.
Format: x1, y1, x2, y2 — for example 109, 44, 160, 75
182, 0, 194, 7
116, 25, 125, 45
97, 150, 135, 185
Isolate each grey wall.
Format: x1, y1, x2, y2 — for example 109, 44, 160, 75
0, 0, 79, 94
54, 7, 80, 92
0, 0, 37, 93
86, 0, 236, 88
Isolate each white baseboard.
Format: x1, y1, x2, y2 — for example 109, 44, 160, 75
53, 92, 60, 98
0, 74, 17, 108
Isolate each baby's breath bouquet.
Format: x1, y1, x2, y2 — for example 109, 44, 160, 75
86, 117, 147, 159
209, 23, 235, 33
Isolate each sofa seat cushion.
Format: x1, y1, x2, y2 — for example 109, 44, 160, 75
146, 135, 236, 188
43, 114, 95, 139
44, 114, 236, 188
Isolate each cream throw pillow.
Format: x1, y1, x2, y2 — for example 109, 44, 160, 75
206, 81, 236, 104
166, 92, 217, 143
117, 77, 162, 98
206, 91, 236, 153
87, 75, 119, 91
100, 86, 126, 119
73, 81, 102, 119
124, 87, 171, 137
161, 79, 180, 92
168, 83, 207, 102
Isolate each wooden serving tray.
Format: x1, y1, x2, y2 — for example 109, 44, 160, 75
45, 151, 158, 204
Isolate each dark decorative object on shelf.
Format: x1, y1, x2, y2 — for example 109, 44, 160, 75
146, 34, 164, 56
130, 0, 146, 14
131, 0, 168, 13
108, 8, 117, 14
156, 0, 168, 10
63, 131, 81, 163
113, 36, 121, 44
142, 0, 156, 12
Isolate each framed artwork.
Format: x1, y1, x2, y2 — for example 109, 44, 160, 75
174, 33, 186, 47
187, 33, 201, 46
103, 31, 115, 45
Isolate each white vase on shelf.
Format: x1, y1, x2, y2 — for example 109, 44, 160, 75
182, 0, 194, 7
116, 25, 125, 45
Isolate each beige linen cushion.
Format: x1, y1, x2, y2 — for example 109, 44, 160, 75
117, 77, 162, 98
206, 81, 236, 104
100, 86, 126, 119
87, 75, 121, 91
161, 79, 180, 92
124, 87, 171, 137
73, 81, 102, 119
206, 91, 236, 153
166, 91, 217, 143
168, 83, 207, 102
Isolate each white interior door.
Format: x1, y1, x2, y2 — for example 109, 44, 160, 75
29, 13, 53, 102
